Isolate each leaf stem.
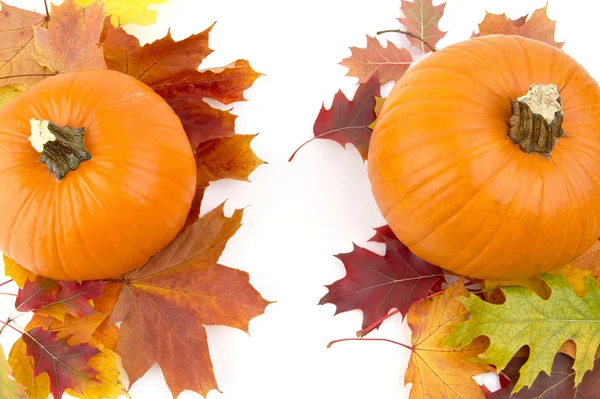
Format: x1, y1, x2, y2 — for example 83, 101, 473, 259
357, 309, 401, 337
43, 0, 49, 19
377, 29, 437, 52
0, 293, 17, 297
0, 317, 24, 336
0, 73, 54, 81
0, 279, 13, 288
327, 337, 414, 351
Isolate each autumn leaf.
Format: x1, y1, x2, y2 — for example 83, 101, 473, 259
90, 283, 121, 351
446, 274, 600, 393
15, 278, 106, 320
474, 6, 564, 49
487, 354, 600, 399
8, 339, 50, 399
290, 76, 380, 161
0, 1, 49, 85
571, 240, 600, 276
103, 26, 261, 147
0, 84, 24, 110
0, 345, 27, 399
340, 36, 412, 84
30, 312, 109, 346
321, 225, 444, 331
75, 0, 169, 26
2, 255, 36, 289
32, 0, 106, 74
186, 134, 264, 226
368, 96, 385, 129
406, 280, 493, 399
111, 203, 270, 398
398, 0, 446, 52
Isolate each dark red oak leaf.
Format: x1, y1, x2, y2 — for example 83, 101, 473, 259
23, 327, 99, 399
486, 353, 600, 398
320, 226, 444, 330
289, 76, 380, 161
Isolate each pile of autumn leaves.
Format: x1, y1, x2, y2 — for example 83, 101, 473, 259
292, 1, 600, 398
0, 1, 267, 398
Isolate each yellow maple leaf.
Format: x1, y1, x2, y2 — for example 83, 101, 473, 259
74, 0, 169, 26
405, 280, 493, 399
2, 254, 36, 288
8, 338, 51, 399
0, 85, 25, 110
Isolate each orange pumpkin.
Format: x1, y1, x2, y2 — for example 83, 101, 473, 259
0, 70, 196, 280
368, 35, 600, 280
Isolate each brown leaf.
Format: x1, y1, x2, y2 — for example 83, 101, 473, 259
103, 26, 260, 148
112, 204, 269, 398
406, 281, 493, 399
32, 0, 106, 74
186, 134, 264, 226
0, 1, 49, 85
399, 0, 446, 52
340, 36, 412, 85
571, 241, 600, 276
474, 5, 564, 49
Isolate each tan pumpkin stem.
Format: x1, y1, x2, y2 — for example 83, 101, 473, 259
508, 84, 564, 156
29, 118, 91, 180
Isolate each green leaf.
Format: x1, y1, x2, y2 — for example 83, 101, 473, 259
445, 273, 600, 393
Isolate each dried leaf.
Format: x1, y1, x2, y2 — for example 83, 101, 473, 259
487, 354, 600, 399
0, 1, 49, 85
399, 0, 446, 52
186, 134, 263, 226
74, 0, 169, 26
571, 241, 600, 276
0, 345, 26, 399
33, 0, 106, 74
340, 36, 412, 84
406, 281, 492, 399
2, 255, 36, 289
321, 228, 444, 331
474, 5, 564, 49
290, 77, 380, 161
446, 274, 600, 392
103, 26, 260, 148
111, 204, 270, 398
0, 84, 25, 110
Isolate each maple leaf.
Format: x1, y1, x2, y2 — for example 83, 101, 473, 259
185, 134, 264, 226
0, 345, 27, 399
487, 354, 600, 399
103, 26, 261, 148
340, 36, 413, 84
398, 0, 446, 52
33, 0, 106, 74
30, 312, 109, 346
0, 1, 49, 85
321, 226, 444, 331
405, 280, 493, 399
290, 77, 380, 161
3, 255, 36, 289
75, 0, 169, 26
0, 84, 24, 110
446, 274, 600, 393
111, 203, 270, 398
474, 6, 564, 49
571, 240, 600, 276
8, 339, 49, 399
90, 283, 122, 351
15, 278, 106, 320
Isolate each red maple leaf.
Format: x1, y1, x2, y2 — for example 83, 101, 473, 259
320, 226, 444, 330
23, 327, 99, 399
290, 77, 380, 161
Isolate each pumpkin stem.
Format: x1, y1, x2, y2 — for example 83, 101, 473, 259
29, 118, 91, 180
508, 84, 564, 156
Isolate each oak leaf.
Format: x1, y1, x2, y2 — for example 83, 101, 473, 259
74, 0, 169, 26
399, 0, 446, 52
0, 345, 27, 399
487, 354, 600, 399
0, 1, 48, 85
33, 0, 106, 74
321, 226, 444, 331
446, 274, 600, 393
187, 134, 264, 226
340, 36, 412, 84
406, 280, 492, 399
474, 6, 564, 49
102, 26, 260, 147
290, 76, 380, 161
111, 203, 270, 398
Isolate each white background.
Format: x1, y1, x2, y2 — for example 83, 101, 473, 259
2, 0, 600, 398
